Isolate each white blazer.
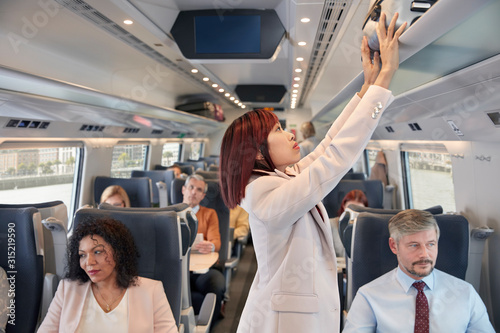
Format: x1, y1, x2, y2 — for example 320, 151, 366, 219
38, 277, 178, 333
238, 85, 394, 333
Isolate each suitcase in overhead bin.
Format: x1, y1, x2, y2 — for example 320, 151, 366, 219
362, 0, 438, 54
176, 101, 215, 118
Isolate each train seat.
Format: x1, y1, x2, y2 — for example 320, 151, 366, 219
73, 207, 190, 331
342, 172, 366, 180
184, 160, 208, 171
194, 170, 219, 180
208, 165, 219, 172
0, 207, 44, 333
131, 170, 176, 207
0, 201, 69, 323
93, 176, 152, 207
322, 179, 384, 218
155, 164, 195, 176
97, 202, 216, 333
196, 156, 220, 169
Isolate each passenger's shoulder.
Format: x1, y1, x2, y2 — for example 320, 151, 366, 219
434, 269, 474, 289
199, 205, 217, 215
358, 268, 397, 292
135, 276, 162, 289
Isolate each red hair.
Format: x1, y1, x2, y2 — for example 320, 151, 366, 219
338, 189, 368, 216
219, 109, 278, 208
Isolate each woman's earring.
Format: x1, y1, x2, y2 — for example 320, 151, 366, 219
256, 151, 264, 161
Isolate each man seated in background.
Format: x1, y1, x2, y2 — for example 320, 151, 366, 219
182, 174, 226, 321
167, 164, 184, 179
343, 209, 494, 332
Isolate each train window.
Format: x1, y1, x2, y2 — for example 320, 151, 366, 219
110, 143, 148, 178
0, 144, 81, 213
161, 142, 181, 166
401, 144, 456, 213
190, 142, 204, 160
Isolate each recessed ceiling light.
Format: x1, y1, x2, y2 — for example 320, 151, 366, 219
238, 103, 242, 106
212, 84, 218, 88
191, 69, 198, 73
295, 69, 302, 73
219, 88, 224, 92
124, 19, 133, 25
298, 41, 307, 46
300, 18, 310, 23
234, 100, 240, 103
292, 94, 297, 98
296, 57, 304, 61
203, 77, 209, 81
230, 97, 235, 101
293, 83, 299, 88
242, 105, 246, 109
294, 77, 301, 81
225, 93, 230, 97
292, 89, 298, 93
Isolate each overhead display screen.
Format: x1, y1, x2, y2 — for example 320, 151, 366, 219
195, 16, 261, 54
171, 9, 285, 59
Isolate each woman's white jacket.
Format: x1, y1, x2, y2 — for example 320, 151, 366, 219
238, 85, 394, 333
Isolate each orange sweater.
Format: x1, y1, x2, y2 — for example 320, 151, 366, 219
196, 206, 221, 252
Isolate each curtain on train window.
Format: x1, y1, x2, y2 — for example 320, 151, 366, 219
190, 141, 204, 160
401, 143, 456, 213
0, 141, 83, 217
161, 142, 182, 166
110, 143, 148, 178
364, 142, 383, 176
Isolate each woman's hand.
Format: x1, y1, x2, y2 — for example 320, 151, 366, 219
373, 12, 407, 89
358, 36, 381, 98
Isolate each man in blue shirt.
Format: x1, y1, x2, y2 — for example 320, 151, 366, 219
343, 209, 494, 332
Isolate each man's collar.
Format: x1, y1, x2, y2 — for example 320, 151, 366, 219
396, 266, 435, 293
192, 205, 200, 214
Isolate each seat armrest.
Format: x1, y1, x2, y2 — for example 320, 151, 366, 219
225, 257, 239, 270
42, 218, 68, 278
195, 292, 216, 332
157, 181, 168, 208
40, 273, 59, 323
237, 234, 249, 245
178, 323, 185, 333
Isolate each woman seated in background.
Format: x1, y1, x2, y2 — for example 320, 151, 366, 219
331, 189, 369, 257
38, 217, 178, 333
100, 185, 131, 208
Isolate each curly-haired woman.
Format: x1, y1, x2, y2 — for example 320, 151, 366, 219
38, 217, 177, 333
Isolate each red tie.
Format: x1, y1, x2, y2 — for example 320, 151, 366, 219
413, 281, 429, 333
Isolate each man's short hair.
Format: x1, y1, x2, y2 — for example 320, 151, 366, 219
388, 209, 440, 244
184, 174, 208, 193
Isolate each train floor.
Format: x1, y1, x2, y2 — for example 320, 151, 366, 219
211, 242, 257, 333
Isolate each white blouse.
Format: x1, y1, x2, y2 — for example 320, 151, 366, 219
76, 287, 129, 333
